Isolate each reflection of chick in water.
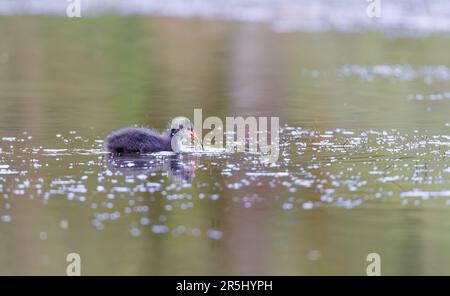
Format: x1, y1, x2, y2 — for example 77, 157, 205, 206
106, 154, 197, 183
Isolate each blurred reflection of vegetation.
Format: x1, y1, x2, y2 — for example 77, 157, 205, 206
0, 16, 233, 137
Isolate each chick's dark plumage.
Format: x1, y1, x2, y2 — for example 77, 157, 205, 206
105, 127, 172, 154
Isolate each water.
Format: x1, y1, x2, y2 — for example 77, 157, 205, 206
2, 0, 450, 35
1, 15, 450, 275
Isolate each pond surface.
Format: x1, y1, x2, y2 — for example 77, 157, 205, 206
1, 16, 450, 275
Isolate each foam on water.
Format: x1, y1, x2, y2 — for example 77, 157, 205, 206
302, 64, 450, 82
2, 127, 450, 240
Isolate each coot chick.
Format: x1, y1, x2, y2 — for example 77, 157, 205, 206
105, 117, 198, 154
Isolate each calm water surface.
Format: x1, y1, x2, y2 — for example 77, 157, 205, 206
1, 16, 450, 275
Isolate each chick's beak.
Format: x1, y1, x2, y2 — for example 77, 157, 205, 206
191, 130, 197, 141
191, 130, 204, 150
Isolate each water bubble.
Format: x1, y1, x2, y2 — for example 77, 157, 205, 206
60, 219, 69, 229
